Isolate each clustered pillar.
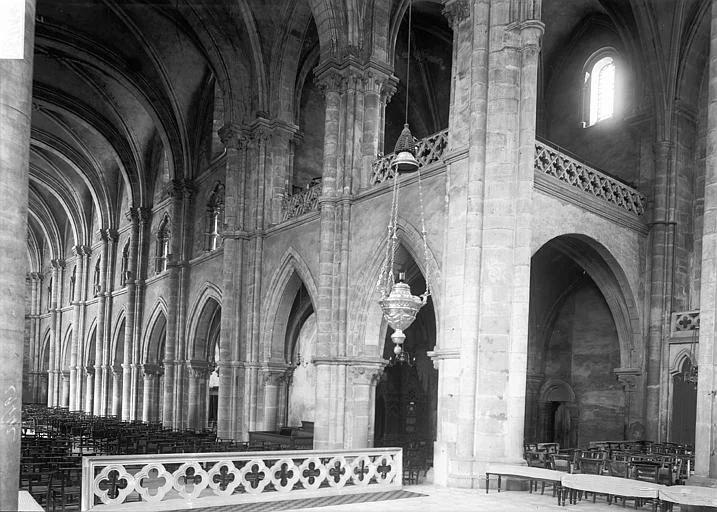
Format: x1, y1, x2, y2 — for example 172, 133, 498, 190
0, 1, 36, 508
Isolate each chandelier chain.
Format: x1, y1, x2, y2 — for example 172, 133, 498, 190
417, 163, 431, 299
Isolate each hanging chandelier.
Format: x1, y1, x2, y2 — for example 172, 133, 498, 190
376, 0, 430, 365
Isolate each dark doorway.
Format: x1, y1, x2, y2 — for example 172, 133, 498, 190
671, 359, 697, 446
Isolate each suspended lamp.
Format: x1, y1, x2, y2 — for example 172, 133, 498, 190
377, 0, 430, 365
392, 1, 419, 175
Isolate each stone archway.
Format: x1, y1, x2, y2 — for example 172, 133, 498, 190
526, 235, 640, 448
374, 245, 438, 468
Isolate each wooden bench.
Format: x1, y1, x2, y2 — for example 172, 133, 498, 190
485, 464, 564, 496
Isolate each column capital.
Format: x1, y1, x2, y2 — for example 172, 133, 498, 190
614, 367, 642, 392
141, 363, 164, 377
218, 123, 250, 149
100, 228, 120, 243
442, 0, 470, 29
187, 360, 211, 379
84, 367, 95, 377
350, 362, 386, 386
27, 271, 43, 282
50, 258, 65, 270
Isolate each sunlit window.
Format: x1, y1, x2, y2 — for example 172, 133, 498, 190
582, 50, 618, 128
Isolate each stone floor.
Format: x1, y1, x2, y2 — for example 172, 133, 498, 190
142, 485, 681, 512
285, 485, 675, 512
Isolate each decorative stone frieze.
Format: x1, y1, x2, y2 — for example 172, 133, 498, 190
141, 363, 163, 378
672, 310, 700, 332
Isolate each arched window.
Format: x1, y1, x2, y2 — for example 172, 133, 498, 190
205, 182, 225, 252
582, 50, 618, 127
120, 239, 130, 286
155, 214, 171, 274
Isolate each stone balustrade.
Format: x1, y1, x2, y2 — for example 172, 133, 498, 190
281, 180, 322, 222
370, 129, 449, 185
534, 139, 646, 216
81, 447, 403, 510
283, 132, 647, 223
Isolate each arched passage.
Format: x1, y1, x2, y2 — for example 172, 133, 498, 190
525, 235, 640, 447
187, 296, 221, 432
374, 245, 437, 470
142, 309, 167, 423
110, 318, 125, 417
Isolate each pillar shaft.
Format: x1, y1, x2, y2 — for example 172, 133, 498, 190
695, 0, 717, 478
122, 209, 140, 420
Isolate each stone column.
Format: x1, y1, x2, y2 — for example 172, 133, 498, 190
84, 367, 94, 414
141, 364, 162, 423
75, 246, 91, 409
60, 371, 70, 407
0, 6, 34, 484
110, 365, 122, 417
260, 368, 287, 431
695, 0, 717, 479
436, 0, 543, 487
644, 140, 676, 442
615, 368, 642, 440
122, 208, 139, 420
93, 232, 109, 415
186, 361, 210, 431
348, 363, 385, 448
217, 124, 249, 440
68, 247, 83, 410
47, 259, 64, 407
162, 183, 185, 428
101, 229, 119, 414
130, 207, 150, 420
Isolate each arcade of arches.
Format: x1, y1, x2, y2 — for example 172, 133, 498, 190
6, 0, 717, 508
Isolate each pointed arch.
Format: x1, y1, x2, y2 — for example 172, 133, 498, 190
186, 283, 223, 360
110, 312, 127, 367
61, 326, 73, 371
85, 321, 98, 367
260, 247, 319, 362
534, 234, 642, 369
671, 347, 698, 375
350, 216, 441, 358
143, 300, 168, 363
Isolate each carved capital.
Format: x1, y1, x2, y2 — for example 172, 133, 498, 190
142, 363, 163, 378
111, 365, 122, 377
125, 208, 139, 223
50, 258, 65, 270
101, 228, 119, 243
350, 363, 386, 386
187, 360, 211, 379
218, 123, 250, 150
84, 367, 95, 377
315, 68, 346, 97
442, 0, 470, 29
614, 368, 642, 392
27, 271, 43, 282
